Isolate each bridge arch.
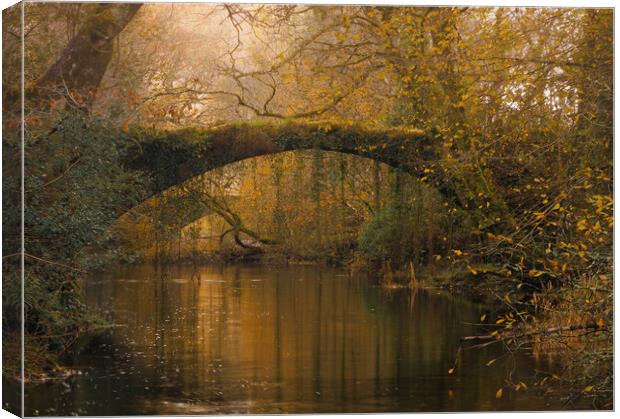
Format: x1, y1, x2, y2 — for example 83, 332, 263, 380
123, 121, 452, 201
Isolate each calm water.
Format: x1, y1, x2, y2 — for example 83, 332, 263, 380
19, 264, 564, 415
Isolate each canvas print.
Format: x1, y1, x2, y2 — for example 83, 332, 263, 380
2, 2, 613, 416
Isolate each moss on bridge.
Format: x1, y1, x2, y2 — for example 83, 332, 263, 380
120, 120, 513, 230
124, 121, 445, 197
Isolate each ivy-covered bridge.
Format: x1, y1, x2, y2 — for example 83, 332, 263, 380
124, 121, 453, 200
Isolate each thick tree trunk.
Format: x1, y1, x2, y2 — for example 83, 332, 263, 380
34, 3, 142, 103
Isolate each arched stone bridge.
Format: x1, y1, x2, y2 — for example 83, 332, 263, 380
123, 121, 454, 200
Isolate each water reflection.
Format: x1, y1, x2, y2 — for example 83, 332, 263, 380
24, 264, 560, 415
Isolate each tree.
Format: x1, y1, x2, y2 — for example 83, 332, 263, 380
34, 3, 142, 104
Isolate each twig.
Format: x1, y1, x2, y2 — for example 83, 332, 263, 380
33, 157, 81, 190
461, 323, 602, 342
23, 253, 84, 272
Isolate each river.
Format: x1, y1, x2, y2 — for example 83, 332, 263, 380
17, 264, 565, 415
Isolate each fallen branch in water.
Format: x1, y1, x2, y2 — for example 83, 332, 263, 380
461, 323, 603, 342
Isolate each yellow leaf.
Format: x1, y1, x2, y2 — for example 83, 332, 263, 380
577, 219, 588, 231
480, 314, 487, 322
495, 388, 503, 398
448, 367, 455, 375
583, 386, 593, 393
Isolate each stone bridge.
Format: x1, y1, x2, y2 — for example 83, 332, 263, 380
123, 121, 453, 201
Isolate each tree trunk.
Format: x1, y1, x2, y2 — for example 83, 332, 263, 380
34, 3, 142, 104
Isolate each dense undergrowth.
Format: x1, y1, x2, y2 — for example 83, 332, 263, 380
3, 111, 148, 380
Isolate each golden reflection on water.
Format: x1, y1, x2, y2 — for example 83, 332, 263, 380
23, 264, 561, 415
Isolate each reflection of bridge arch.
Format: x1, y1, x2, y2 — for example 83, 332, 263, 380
123, 121, 454, 202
